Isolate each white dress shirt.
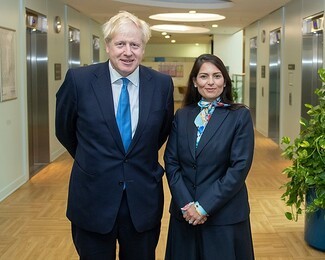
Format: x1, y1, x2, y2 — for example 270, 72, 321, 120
109, 61, 139, 138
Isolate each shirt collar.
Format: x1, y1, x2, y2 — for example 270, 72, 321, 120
109, 61, 139, 87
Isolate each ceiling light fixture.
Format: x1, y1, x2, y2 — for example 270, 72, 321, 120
113, 0, 233, 9
151, 24, 210, 33
149, 12, 225, 22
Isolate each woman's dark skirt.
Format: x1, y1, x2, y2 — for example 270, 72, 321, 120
165, 216, 254, 260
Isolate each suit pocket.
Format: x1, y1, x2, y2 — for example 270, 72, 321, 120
74, 160, 96, 176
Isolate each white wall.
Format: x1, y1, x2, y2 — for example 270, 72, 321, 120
281, 0, 303, 146
145, 43, 210, 58
257, 8, 283, 137
47, 0, 67, 161
0, 0, 28, 202
213, 31, 243, 77
243, 22, 258, 107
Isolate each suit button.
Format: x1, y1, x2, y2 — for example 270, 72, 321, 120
192, 164, 196, 169
124, 159, 128, 163
119, 181, 124, 186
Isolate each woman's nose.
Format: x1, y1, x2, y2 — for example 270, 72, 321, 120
208, 77, 214, 84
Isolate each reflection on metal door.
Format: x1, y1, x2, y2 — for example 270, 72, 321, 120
268, 29, 281, 144
302, 13, 323, 120
26, 10, 50, 177
68, 27, 80, 68
93, 35, 100, 64
249, 37, 257, 125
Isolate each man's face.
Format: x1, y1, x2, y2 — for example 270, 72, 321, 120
106, 23, 145, 77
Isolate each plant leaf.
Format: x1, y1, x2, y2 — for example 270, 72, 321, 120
285, 212, 293, 220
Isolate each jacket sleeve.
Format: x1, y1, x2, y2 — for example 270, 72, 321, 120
55, 69, 78, 157
158, 76, 174, 149
164, 110, 194, 209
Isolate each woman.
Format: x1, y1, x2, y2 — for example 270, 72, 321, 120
164, 54, 255, 260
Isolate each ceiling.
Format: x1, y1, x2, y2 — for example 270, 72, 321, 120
60, 0, 292, 44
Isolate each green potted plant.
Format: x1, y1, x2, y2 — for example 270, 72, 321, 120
280, 68, 325, 251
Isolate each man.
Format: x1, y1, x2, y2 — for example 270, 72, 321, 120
56, 11, 174, 260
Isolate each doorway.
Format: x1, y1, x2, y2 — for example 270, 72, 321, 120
268, 29, 281, 144
26, 10, 50, 177
249, 37, 257, 125
301, 13, 323, 120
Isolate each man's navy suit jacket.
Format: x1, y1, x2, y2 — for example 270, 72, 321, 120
55, 61, 174, 234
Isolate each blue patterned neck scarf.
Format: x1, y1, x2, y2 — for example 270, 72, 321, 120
194, 97, 230, 148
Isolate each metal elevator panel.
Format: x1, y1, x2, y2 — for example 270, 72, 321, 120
68, 27, 80, 68
249, 37, 257, 126
302, 13, 323, 120
93, 35, 100, 64
268, 29, 281, 144
26, 10, 50, 177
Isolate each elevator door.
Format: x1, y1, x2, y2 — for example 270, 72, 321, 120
26, 23, 50, 177
268, 29, 281, 144
301, 17, 323, 120
249, 37, 257, 125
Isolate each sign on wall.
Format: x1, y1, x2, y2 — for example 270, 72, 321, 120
158, 63, 184, 77
0, 27, 16, 102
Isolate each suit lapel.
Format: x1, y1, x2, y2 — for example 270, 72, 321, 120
195, 108, 230, 157
188, 106, 200, 160
91, 62, 125, 153
127, 66, 154, 152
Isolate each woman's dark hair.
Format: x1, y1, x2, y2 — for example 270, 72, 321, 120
182, 54, 245, 109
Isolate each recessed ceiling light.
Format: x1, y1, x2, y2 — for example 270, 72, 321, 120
171, 39, 176, 43
161, 32, 167, 35
149, 13, 225, 22
212, 24, 218, 28
113, 0, 233, 9
151, 24, 210, 33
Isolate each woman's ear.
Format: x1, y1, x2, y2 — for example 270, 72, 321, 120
193, 78, 197, 88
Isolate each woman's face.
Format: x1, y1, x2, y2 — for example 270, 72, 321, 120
193, 62, 225, 102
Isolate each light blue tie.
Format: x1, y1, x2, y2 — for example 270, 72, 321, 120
116, 78, 131, 152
